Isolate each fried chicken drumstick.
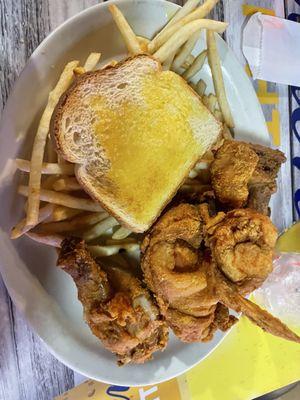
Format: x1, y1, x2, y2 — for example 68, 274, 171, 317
142, 204, 300, 344
58, 238, 168, 365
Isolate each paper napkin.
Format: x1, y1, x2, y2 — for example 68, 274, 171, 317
243, 12, 300, 86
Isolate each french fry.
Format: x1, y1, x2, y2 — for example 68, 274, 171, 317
201, 149, 215, 162
148, 0, 201, 68
83, 52, 101, 71
163, 53, 176, 71
53, 177, 81, 192
11, 204, 54, 239
182, 54, 195, 69
137, 36, 150, 52
106, 238, 137, 245
88, 243, 139, 257
16, 159, 74, 175
46, 135, 57, 162
51, 206, 83, 222
206, 30, 234, 128
223, 124, 233, 139
182, 50, 207, 80
194, 160, 212, 171
102, 60, 118, 69
180, 183, 212, 193
212, 136, 224, 151
57, 154, 68, 166
73, 67, 85, 76
83, 216, 119, 241
26, 231, 64, 247
166, 0, 202, 27
19, 185, 103, 212
109, 4, 142, 55
26, 60, 79, 227
189, 82, 197, 91
207, 93, 218, 112
214, 108, 224, 122
188, 169, 199, 179
39, 212, 108, 233
42, 175, 59, 190
112, 226, 132, 240
153, 20, 228, 63
149, 0, 221, 53
196, 79, 207, 97
202, 93, 217, 113
172, 31, 200, 71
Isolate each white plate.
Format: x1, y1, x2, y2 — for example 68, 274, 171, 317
0, 0, 270, 386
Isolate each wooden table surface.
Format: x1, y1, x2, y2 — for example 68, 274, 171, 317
1, 0, 299, 399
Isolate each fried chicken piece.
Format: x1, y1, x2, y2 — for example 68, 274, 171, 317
210, 262, 300, 344
143, 203, 300, 344
249, 143, 286, 184
247, 143, 286, 214
247, 183, 275, 215
213, 303, 238, 332
57, 237, 168, 365
164, 258, 238, 343
211, 140, 286, 214
141, 204, 237, 343
211, 141, 259, 208
141, 204, 207, 304
202, 207, 278, 295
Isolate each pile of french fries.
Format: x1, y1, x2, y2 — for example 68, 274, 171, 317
12, 0, 234, 255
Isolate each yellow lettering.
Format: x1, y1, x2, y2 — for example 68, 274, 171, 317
267, 109, 281, 146
242, 5, 275, 16
139, 386, 159, 400
257, 80, 279, 105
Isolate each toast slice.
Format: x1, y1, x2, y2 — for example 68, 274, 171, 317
51, 55, 222, 232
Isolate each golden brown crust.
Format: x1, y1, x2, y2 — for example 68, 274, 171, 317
211, 140, 259, 208
141, 204, 237, 343
58, 237, 168, 364
211, 140, 286, 215
204, 208, 278, 295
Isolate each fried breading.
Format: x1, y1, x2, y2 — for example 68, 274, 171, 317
141, 204, 237, 343
211, 262, 300, 344
247, 143, 286, 214
211, 141, 259, 208
211, 140, 286, 214
142, 203, 300, 345
249, 143, 286, 184
203, 207, 278, 294
57, 237, 168, 365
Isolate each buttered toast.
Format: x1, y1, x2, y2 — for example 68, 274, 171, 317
51, 55, 221, 232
